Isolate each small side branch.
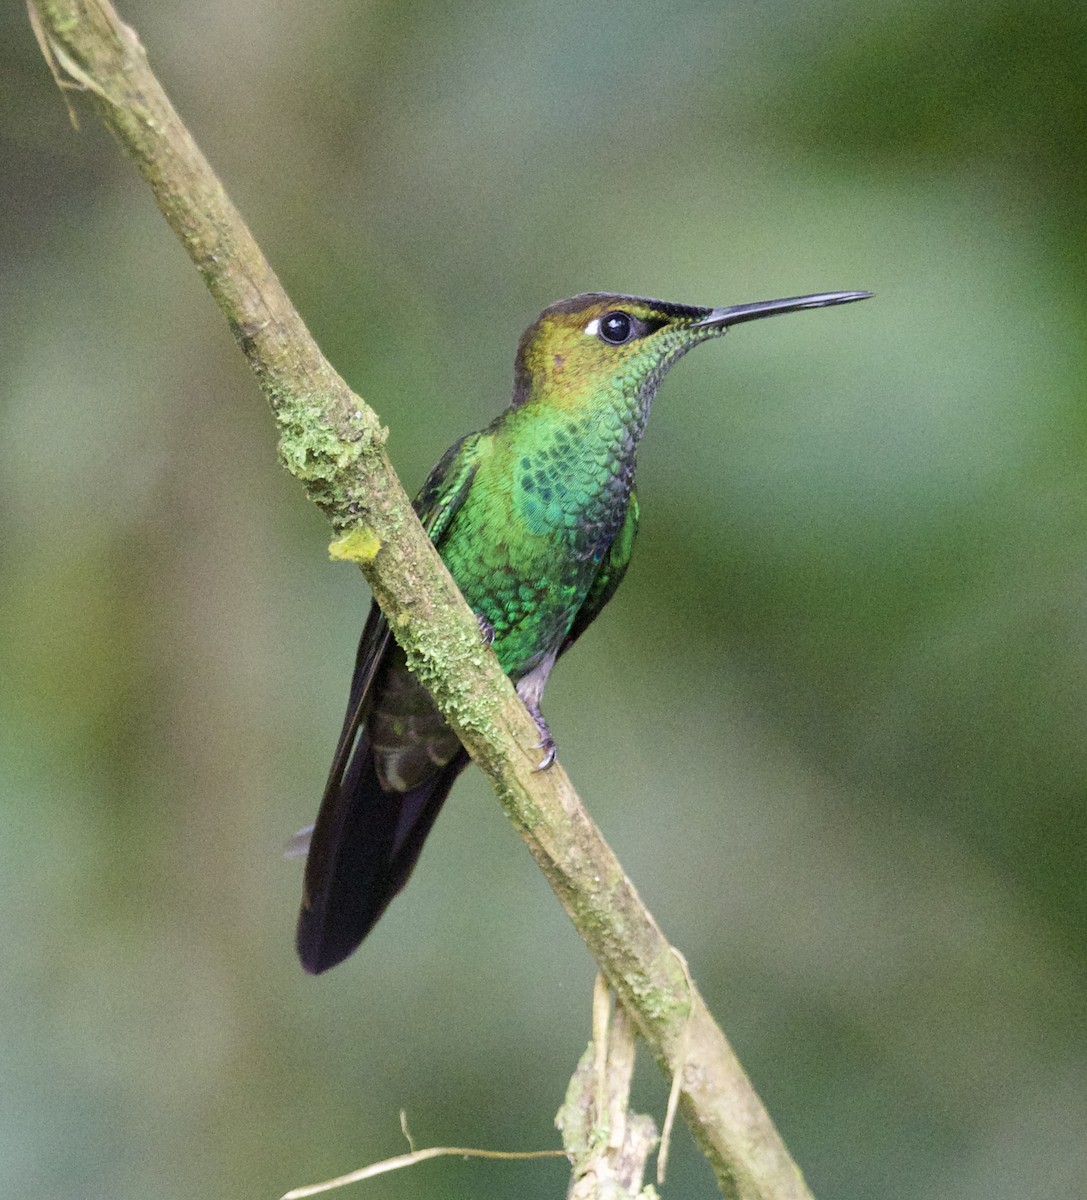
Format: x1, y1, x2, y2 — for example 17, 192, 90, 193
557, 976, 660, 1199
27, 4, 813, 1197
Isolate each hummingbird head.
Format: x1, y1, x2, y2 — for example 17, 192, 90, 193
510, 290, 870, 412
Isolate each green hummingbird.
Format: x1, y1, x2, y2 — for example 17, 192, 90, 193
296, 288, 869, 973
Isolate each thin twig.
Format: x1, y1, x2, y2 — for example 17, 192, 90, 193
282, 1142, 564, 1199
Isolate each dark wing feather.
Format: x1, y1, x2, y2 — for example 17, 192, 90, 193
296, 436, 482, 973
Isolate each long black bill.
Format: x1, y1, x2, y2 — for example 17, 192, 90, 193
693, 290, 871, 330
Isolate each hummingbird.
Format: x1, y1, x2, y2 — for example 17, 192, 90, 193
296, 288, 869, 973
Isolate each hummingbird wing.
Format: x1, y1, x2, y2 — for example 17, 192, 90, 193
561, 491, 639, 654
297, 435, 483, 973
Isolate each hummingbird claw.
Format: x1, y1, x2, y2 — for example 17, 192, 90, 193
533, 736, 557, 772
528, 711, 556, 772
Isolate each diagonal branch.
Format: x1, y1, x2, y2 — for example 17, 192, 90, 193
27, 3, 814, 1197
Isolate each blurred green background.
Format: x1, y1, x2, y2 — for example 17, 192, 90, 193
3, 1, 1086, 1197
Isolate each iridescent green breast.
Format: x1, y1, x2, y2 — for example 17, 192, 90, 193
436, 403, 638, 680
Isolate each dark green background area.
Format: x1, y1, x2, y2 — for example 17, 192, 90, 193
3, 2, 1085, 1197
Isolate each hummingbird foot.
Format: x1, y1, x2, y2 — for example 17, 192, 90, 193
527, 709, 556, 771
475, 612, 496, 646
532, 727, 557, 772
514, 649, 559, 770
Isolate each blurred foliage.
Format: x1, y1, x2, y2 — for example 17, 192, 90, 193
3, 1, 1086, 1198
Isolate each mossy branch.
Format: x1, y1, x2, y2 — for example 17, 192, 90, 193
28, 3, 814, 1197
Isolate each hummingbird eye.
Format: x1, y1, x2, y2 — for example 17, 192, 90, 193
597, 311, 635, 345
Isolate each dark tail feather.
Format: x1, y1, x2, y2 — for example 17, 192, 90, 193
296, 734, 469, 974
